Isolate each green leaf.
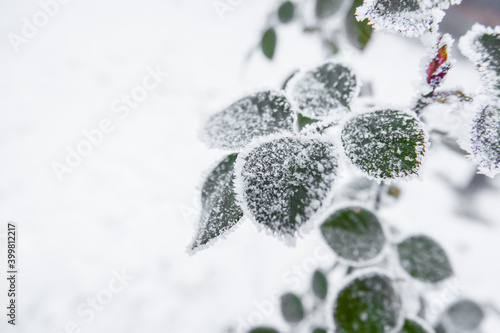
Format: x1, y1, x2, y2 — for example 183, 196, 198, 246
334, 272, 402, 333
280, 293, 305, 323
288, 61, 358, 118
278, 1, 295, 23
312, 270, 328, 300
312, 328, 327, 333
346, 0, 372, 50
397, 235, 453, 283
316, 0, 343, 19
321, 207, 385, 264
399, 318, 432, 333
297, 113, 320, 131
262, 28, 277, 60
445, 299, 485, 331
202, 91, 295, 150
237, 136, 338, 236
249, 328, 280, 333
459, 24, 500, 97
191, 154, 243, 251
341, 109, 427, 181
469, 104, 500, 177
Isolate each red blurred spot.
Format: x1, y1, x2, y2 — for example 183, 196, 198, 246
427, 37, 451, 91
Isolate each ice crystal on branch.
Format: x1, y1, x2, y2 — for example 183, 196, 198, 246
202, 91, 295, 150
236, 136, 338, 237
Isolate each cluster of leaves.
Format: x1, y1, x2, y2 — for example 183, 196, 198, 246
249, 207, 486, 333
191, 59, 429, 250
193, 0, 499, 331
260, 0, 373, 61
354, 0, 499, 177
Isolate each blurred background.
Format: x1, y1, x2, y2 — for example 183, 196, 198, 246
0, 0, 499, 332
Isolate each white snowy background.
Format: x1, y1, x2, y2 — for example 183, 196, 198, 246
0, 0, 499, 332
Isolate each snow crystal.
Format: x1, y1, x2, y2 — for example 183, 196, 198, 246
341, 109, 428, 181
234, 135, 338, 238
202, 91, 296, 150
355, 0, 459, 37
287, 61, 359, 119
459, 24, 500, 98
469, 104, 500, 177
190, 154, 243, 252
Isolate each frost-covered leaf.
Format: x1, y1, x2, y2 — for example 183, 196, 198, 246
333, 272, 402, 333
443, 299, 485, 331
397, 235, 453, 283
321, 207, 386, 264
202, 91, 295, 150
426, 34, 452, 91
280, 293, 305, 323
355, 0, 460, 37
459, 24, 500, 97
278, 1, 295, 23
316, 0, 343, 19
236, 136, 338, 236
288, 61, 358, 118
400, 318, 432, 333
341, 109, 427, 181
191, 154, 243, 251
469, 104, 500, 177
262, 28, 277, 60
346, 0, 372, 50
249, 328, 280, 333
312, 270, 328, 300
